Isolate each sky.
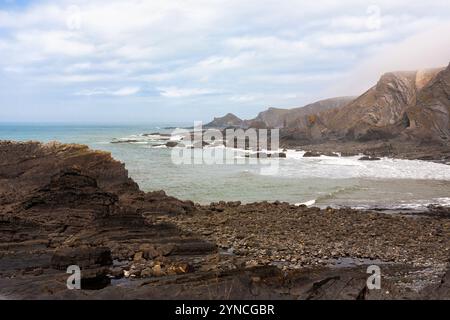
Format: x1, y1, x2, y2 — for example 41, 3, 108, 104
0, 0, 450, 123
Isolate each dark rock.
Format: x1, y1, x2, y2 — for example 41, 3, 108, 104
51, 246, 112, 270
142, 133, 171, 137
303, 151, 321, 157
271, 152, 287, 158
358, 156, 381, 161
165, 141, 178, 148
192, 140, 209, 148
111, 139, 139, 144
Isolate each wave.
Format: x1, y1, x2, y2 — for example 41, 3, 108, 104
294, 199, 316, 207
315, 185, 366, 202
265, 154, 450, 181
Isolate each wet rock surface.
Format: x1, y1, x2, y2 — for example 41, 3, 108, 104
163, 202, 449, 272
0, 141, 449, 299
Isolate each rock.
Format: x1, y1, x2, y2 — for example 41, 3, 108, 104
245, 152, 269, 158
159, 244, 175, 256
358, 156, 381, 161
32, 268, 44, 276
165, 141, 178, 148
142, 133, 171, 137
139, 244, 160, 260
140, 268, 153, 278
193, 140, 210, 148
51, 246, 112, 270
152, 264, 163, 277
111, 139, 139, 144
133, 251, 144, 262
109, 267, 124, 278
269, 152, 287, 158
176, 263, 193, 274
303, 151, 322, 157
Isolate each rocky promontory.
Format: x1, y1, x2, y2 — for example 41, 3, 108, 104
0, 141, 449, 299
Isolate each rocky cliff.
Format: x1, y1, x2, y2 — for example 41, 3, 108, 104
253, 97, 354, 128
207, 64, 450, 148
205, 97, 354, 129
405, 65, 450, 141
289, 66, 449, 144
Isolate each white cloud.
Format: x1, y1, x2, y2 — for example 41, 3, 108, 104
158, 86, 216, 98
0, 0, 450, 122
315, 30, 386, 48
113, 86, 141, 96
229, 95, 256, 102
328, 21, 450, 96
75, 86, 140, 96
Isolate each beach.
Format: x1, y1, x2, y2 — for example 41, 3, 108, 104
0, 140, 448, 299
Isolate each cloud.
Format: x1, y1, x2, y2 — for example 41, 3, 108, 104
315, 30, 386, 48
75, 86, 140, 96
229, 95, 256, 102
158, 86, 217, 98
328, 20, 450, 96
113, 86, 141, 96
0, 0, 450, 122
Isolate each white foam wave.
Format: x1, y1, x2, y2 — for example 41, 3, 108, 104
349, 197, 450, 210
271, 153, 450, 181
295, 199, 316, 207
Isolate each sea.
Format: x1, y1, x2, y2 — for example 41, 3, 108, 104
1, 122, 449, 211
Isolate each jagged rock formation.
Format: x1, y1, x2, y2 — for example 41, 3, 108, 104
406, 66, 450, 141
0, 141, 216, 293
288, 65, 449, 144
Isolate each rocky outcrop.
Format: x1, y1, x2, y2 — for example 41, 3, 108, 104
0, 141, 216, 292
204, 113, 245, 129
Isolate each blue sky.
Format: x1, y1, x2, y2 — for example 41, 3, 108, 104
1, 0, 450, 123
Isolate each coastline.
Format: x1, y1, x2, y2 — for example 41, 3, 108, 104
0, 140, 449, 299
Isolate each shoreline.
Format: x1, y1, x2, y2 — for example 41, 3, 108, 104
0, 140, 449, 299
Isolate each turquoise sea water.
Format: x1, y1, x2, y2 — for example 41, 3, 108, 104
1, 122, 449, 209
